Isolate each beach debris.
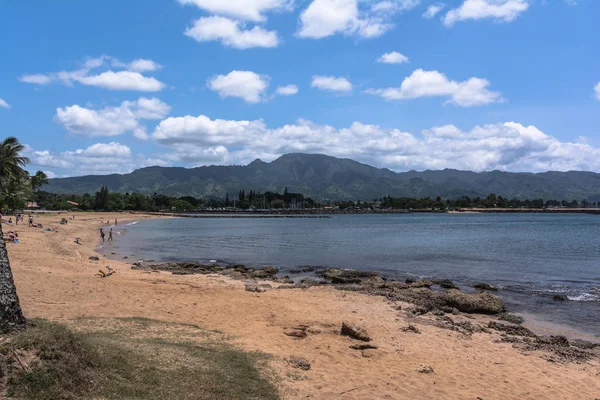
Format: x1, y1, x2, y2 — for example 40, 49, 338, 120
88, 256, 99, 261
498, 313, 525, 325
284, 326, 309, 339
286, 356, 311, 370
416, 365, 435, 374
488, 321, 536, 337
349, 344, 378, 350
401, 325, 421, 334
244, 282, 266, 293
552, 294, 568, 301
74, 237, 81, 245
341, 322, 371, 342
95, 267, 116, 278
472, 282, 498, 291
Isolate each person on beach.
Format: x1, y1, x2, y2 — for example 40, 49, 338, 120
100, 228, 105, 242
28, 215, 33, 227
108, 229, 113, 242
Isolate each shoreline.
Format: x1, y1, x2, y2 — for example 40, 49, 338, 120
101, 217, 600, 342
5, 212, 600, 399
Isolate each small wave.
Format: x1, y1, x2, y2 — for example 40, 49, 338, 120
568, 293, 600, 302
124, 221, 139, 226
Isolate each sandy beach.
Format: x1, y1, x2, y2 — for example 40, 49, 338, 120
4, 212, 600, 399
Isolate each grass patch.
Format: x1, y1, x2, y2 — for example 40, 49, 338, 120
0, 319, 279, 400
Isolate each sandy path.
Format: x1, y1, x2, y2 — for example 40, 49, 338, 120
5, 212, 600, 399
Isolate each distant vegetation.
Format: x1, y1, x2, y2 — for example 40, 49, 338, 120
43, 153, 600, 201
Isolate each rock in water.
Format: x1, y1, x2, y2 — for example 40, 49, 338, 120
444, 289, 505, 314
341, 322, 371, 342
472, 282, 498, 291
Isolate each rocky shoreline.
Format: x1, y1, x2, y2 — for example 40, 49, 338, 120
131, 261, 599, 363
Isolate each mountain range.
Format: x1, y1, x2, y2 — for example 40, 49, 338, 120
44, 153, 600, 201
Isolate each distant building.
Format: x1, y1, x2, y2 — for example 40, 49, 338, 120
25, 202, 40, 209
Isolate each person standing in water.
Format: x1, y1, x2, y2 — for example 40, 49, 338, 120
100, 228, 105, 242
115, 218, 118, 226
108, 229, 113, 242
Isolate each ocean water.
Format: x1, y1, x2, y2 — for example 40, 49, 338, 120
103, 214, 600, 337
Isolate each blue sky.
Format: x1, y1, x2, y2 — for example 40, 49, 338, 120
1, 0, 599, 177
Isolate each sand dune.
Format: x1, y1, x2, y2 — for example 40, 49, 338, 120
5, 212, 600, 399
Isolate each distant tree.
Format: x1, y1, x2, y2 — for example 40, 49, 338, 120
94, 185, 109, 210
30, 170, 49, 192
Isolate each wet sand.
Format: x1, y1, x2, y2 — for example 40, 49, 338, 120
5, 212, 600, 399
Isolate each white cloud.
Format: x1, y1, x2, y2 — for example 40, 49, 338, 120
595, 82, 600, 100
377, 51, 409, 64
311, 75, 352, 92
42, 170, 57, 179
365, 69, 503, 107
423, 3, 445, 18
54, 97, 170, 137
276, 84, 299, 96
76, 71, 165, 92
178, 0, 292, 22
207, 70, 269, 103
298, 0, 416, 39
0, 98, 9, 109
443, 0, 530, 26
151, 114, 600, 172
184, 16, 279, 49
19, 56, 166, 92
28, 142, 169, 176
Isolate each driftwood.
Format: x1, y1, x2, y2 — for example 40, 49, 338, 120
95, 266, 116, 278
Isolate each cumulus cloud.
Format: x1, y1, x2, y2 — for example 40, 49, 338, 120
443, 0, 530, 26
28, 142, 170, 176
311, 75, 352, 92
207, 70, 269, 103
19, 56, 166, 92
0, 98, 9, 109
365, 69, 503, 107
377, 51, 409, 64
298, 0, 418, 39
276, 84, 299, 96
150, 114, 600, 172
423, 3, 445, 18
184, 16, 279, 49
595, 82, 600, 100
178, 0, 292, 22
54, 97, 170, 137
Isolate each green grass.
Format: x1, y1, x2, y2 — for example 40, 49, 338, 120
0, 319, 279, 400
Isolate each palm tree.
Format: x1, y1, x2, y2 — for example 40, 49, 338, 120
0, 137, 27, 331
30, 170, 49, 192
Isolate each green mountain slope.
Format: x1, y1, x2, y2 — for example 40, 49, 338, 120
44, 153, 600, 201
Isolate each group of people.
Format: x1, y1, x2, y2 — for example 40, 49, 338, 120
99, 227, 114, 242
5, 230, 19, 244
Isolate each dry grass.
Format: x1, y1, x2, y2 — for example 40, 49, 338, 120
0, 318, 278, 400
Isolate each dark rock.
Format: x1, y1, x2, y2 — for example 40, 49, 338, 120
488, 321, 536, 337
498, 313, 525, 325
570, 339, 599, 350
272, 276, 294, 284
417, 365, 434, 374
552, 294, 568, 301
123, 256, 129, 259
289, 266, 316, 274
318, 268, 379, 281
331, 276, 363, 285
245, 282, 265, 293
251, 266, 279, 279
287, 356, 311, 370
349, 344, 378, 350
408, 279, 433, 289
405, 278, 417, 284
435, 279, 459, 289
284, 327, 308, 339
341, 322, 371, 342
536, 335, 570, 347
444, 289, 505, 314
473, 282, 498, 291
294, 278, 322, 289
431, 309, 445, 317
401, 325, 421, 334
88, 256, 100, 261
